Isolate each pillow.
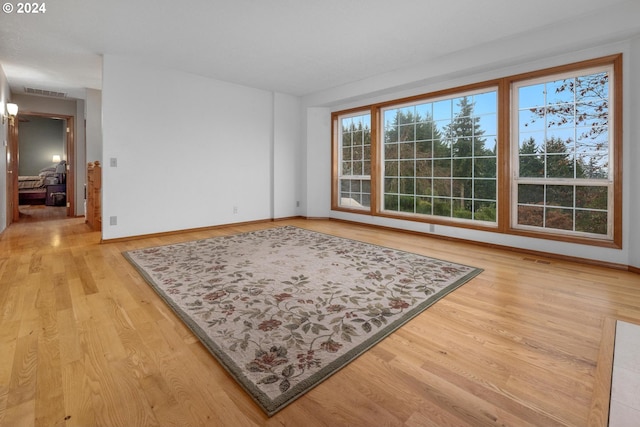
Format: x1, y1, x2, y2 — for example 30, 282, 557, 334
39, 165, 57, 177
40, 165, 56, 172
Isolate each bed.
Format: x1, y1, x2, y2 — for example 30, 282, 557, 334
18, 164, 64, 205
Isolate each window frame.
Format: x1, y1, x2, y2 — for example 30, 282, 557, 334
331, 107, 376, 213
330, 54, 622, 248
505, 55, 622, 248
378, 86, 500, 226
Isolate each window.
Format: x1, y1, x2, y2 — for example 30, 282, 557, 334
381, 89, 497, 223
331, 55, 621, 247
512, 65, 615, 240
335, 112, 371, 209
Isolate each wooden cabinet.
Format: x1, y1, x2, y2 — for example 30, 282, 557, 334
86, 161, 102, 231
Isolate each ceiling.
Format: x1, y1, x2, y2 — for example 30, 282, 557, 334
1, 0, 639, 100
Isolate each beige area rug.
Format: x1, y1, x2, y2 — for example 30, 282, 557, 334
123, 226, 482, 416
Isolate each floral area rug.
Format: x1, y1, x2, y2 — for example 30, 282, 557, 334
123, 226, 482, 416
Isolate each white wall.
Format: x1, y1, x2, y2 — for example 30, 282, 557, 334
101, 55, 278, 239
84, 88, 102, 218
0, 66, 10, 233
305, 107, 331, 218
85, 88, 102, 164
273, 93, 302, 219
629, 37, 640, 269
302, 38, 640, 268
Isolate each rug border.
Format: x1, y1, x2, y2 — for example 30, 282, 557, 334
123, 249, 276, 413
122, 225, 483, 416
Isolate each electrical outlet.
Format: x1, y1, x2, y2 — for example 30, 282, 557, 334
110, 157, 118, 167
233, 206, 238, 214
110, 216, 118, 226
296, 201, 300, 207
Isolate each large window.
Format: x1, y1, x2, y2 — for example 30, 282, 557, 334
381, 90, 497, 223
331, 55, 621, 247
336, 113, 371, 209
512, 67, 614, 239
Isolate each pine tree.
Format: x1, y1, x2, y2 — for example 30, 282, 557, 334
518, 137, 544, 178
443, 96, 489, 206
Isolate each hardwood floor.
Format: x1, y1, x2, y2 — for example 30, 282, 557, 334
17, 205, 68, 223
0, 217, 638, 426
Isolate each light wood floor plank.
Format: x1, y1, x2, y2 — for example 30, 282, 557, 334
588, 316, 617, 427
1, 216, 639, 426
61, 359, 97, 427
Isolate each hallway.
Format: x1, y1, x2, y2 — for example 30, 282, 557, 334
17, 205, 68, 223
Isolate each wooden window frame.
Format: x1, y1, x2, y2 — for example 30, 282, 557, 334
330, 54, 622, 248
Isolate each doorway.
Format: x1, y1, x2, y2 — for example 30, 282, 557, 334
11, 112, 75, 222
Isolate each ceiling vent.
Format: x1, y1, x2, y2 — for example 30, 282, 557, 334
23, 87, 68, 98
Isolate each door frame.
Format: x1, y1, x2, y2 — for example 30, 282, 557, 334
6, 115, 18, 225
11, 112, 75, 221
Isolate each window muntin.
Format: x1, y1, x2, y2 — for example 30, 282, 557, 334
330, 56, 620, 247
338, 113, 371, 209
381, 89, 498, 223
512, 66, 613, 238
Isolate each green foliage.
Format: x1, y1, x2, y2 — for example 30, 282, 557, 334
384, 194, 398, 211
384, 110, 442, 144
519, 137, 544, 178
399, 196, 415, 213
433, 199, 451, 217
416, 199, 432, 215
453, 209, 472, 219
474, 203, 496, 222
